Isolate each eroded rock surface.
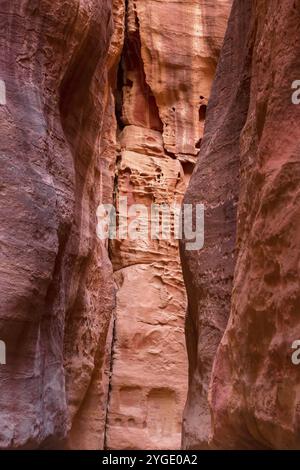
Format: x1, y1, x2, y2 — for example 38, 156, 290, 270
181, 0, 300, 450
105, 0, 231, 450
0, 0, 116, 449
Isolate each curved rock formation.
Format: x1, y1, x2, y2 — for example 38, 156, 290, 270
181, 0, 300, 450
0, 0, 116, 449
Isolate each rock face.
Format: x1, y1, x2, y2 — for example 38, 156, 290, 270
0, 0, 231, 451
2, 0, 300, 452
0, 0, 117, 449
181, 0, 300, 450
105, 0, 231, 450
129, 0, 232, 163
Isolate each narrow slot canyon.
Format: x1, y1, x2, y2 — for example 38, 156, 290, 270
102, 0, 229, 449
1, 0, 300, 453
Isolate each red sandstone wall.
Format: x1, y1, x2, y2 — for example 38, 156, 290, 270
105, 0, 231, 450
0, 0, 116, 449
181, 0, 300, 450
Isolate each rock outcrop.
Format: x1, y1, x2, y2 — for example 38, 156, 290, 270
105, 0, 231, 450
181, 0, 300, 450
0, 0, 117, 449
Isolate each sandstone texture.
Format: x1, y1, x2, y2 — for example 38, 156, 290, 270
105, 0, 231, 450
181, 0, 300, 450
0, 0, 230, 451
0, 0, 117, 449
132, 0, 232, 162
0, 0, 281, 452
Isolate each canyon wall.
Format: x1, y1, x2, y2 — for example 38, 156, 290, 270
105, 0, 232, 450
0, 0, 117, 449
4, 0, 291, 451
0, 0, 231, 450
181, 0, 300, 450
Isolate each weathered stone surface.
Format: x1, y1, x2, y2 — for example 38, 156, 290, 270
117, 0, 232, 163
107, 124, 189, 449
106, 0, 231, 450
2, 0, 299, 452
135, 0, 232, 161
110, 148, 185, 271
107, 263, 187, 450
119, 125, 165, 158
181, 0, 300, 450
210, 0, 300, 450
0, 0, 116, 449
180, 0, 248, 449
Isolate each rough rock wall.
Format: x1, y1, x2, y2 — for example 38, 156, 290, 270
0, 0, 117, 449
134, 0, 232, 163
181, 0, 300, 450
105, 0, 231, 450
